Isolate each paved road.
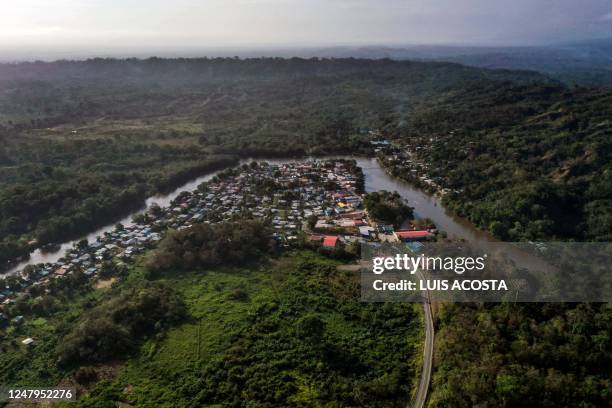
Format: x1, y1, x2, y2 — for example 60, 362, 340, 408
411, 274, 434, 408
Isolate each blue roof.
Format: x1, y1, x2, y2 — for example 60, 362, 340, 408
405, 241, 425, 254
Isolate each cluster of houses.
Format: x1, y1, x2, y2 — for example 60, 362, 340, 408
374, 139, 456, 197
1, 159, 436, 335
162, 160, 365, 243
0, 222, 165, 329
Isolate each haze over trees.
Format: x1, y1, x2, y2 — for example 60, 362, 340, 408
0, 57, 557, 268
0, 57, 610, 405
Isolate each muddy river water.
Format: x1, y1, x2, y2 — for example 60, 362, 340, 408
3, 156, 497, 276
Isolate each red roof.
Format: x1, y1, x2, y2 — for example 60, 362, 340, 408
395, 230, 431, 238
322, 236, 339, 247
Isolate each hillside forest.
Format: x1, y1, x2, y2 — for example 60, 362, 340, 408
0, 57, 610, 406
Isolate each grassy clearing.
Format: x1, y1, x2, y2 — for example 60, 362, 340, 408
1, 251, 423, 407
74, 251, 422, 406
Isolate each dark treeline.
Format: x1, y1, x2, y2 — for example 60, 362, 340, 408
0, 57, 549, 84
146, 221, 276, 274
0, 58, 549, 132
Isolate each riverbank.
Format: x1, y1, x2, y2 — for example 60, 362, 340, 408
1, 160, 369, 307
3, 154, 499, 279
0, 159, 425, 405
1, 155, 240, 274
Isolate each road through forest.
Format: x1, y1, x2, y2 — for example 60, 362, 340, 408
411, 282, 434, 408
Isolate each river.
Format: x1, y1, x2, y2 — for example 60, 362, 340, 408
354, 157, 494, 242
3, 156, 494, 277
3, 169, 226, 276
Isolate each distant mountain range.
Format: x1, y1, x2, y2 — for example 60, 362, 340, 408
235, 39, 612, 86
2, 38, 610, 85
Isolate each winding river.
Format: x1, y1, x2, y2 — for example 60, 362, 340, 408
354, 157, 494, 242
3, 156, 494, 276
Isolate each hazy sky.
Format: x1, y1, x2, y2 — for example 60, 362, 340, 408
1, 0, 611, 59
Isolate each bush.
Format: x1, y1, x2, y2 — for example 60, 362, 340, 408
57, 283, 186, 367
229, 288, 249, 302
73, 366, 99, 385
364, 191, 413, 227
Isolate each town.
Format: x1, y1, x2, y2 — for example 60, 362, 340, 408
369, 131, 458, 198
0, 159, 437, 337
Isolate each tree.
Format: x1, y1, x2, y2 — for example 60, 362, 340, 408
76, 239, 89, 250
296, 315, 325, 343
99, 261, 117, 278
488, 221, 506, 238
364, 191, 413, 227
307, 215, 318, 230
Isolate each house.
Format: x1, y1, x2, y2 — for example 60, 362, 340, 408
322, 236, 339, 248
359, 226, 375, 238
55, 266, 69, 276
307, 234, 325, 243
370, 140, 390, 146
315, 220, 333, 229
395, 230, 433, 241
22, 337, 34, 346
335, 219, 355, 228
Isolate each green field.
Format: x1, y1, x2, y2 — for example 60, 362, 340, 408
1, 251, 423, 407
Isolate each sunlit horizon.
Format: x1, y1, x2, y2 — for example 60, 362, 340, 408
1, 0, 611, 61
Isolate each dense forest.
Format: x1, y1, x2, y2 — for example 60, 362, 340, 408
0, 57, 553, 269
57, 283, 186, 368
387, 83, 612, 242
430, 303, 611, 407
379, 82, 612, 404
0, 57, 610, 406
379, 79, 612, 405
145, 220, 275, 273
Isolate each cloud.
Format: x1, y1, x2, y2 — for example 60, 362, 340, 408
1, 0, 612, 59
600, 12, 612, 21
